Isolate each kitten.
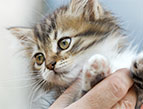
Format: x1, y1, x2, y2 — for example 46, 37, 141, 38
8, 0, 143, 108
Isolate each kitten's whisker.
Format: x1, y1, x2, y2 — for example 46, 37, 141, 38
60, 74, 67, 82
30, 80, 46, 109
7, 72, 39, 76
29, 79, 43, 109
33, 9, 45, 18
1, 73, 40, 80
0, 80, 41, 89
0, 76, 42, 83
0, 77, 39, 82
29, 79, 45, 109
29, 79, 43, 94
43, 0, 52, 13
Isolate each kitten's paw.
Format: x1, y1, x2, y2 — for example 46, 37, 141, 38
135, 96, 143, 109
82, 54, 110, 92
131, 53, 143, 84
130, 53, 143, 109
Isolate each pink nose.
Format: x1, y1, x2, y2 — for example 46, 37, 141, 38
46, 61, 56, 70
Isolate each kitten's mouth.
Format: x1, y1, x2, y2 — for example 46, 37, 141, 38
53, 70, 59, 75
52, 69, 67, 75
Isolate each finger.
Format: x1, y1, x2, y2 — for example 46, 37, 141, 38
49, 78, 82, 109
66, 68, 133, 109
141, 105, 143, 109
112, 87, 136, 109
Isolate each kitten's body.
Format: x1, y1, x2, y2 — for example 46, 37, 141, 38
31, 35, 136, 109
9, 0, 143, 108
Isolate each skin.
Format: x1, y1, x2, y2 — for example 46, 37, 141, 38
49, 69, 137, 109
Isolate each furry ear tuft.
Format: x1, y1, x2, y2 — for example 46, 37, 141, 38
69, 0, 104, 20
8, 27, 33, 40
8, 27, 34, 45
69, 0, 88, 15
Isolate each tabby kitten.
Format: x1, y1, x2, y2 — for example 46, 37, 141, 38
9, 0, 143, 108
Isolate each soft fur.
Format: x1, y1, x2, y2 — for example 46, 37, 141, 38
9, 0, 143, 108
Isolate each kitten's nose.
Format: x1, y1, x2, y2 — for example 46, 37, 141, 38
46, 61, 57, 70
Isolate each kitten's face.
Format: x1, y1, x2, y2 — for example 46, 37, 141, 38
32, 26, 88, 86
9, 0, 119, 86
31, 18, 101, 86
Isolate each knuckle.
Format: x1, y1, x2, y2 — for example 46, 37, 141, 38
109, 76, 127, 98
112, 101, 134, 109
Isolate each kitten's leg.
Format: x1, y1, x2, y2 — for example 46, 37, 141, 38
82, 54, 110, 94
130, 53, 143, 109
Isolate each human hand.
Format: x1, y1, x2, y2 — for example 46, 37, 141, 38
49, 69, 136, 109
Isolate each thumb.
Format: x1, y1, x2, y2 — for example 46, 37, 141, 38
141, 105, 143, 109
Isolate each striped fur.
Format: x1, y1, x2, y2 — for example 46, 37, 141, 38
9, 0, 135, 108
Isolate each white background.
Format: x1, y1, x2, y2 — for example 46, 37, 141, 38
0, 0, 143, 109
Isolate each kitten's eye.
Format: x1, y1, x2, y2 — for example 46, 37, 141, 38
58, 37, 71, 50
34, 53, 45, 65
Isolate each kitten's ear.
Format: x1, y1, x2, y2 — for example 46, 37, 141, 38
69, 0, 104, 20
8, 27, 34, 44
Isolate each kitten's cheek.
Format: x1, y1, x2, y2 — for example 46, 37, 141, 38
54, 64, 65, 73
34, 63, 41, 69
41, 70, 53, 80
34, 62, 45, 71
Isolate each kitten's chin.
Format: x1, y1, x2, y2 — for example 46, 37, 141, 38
42, 71, 76, 87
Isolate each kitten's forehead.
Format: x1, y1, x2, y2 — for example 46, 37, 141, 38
34, 13, 80, 42
33, 1, 120, 55
34, 21, 75, 55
